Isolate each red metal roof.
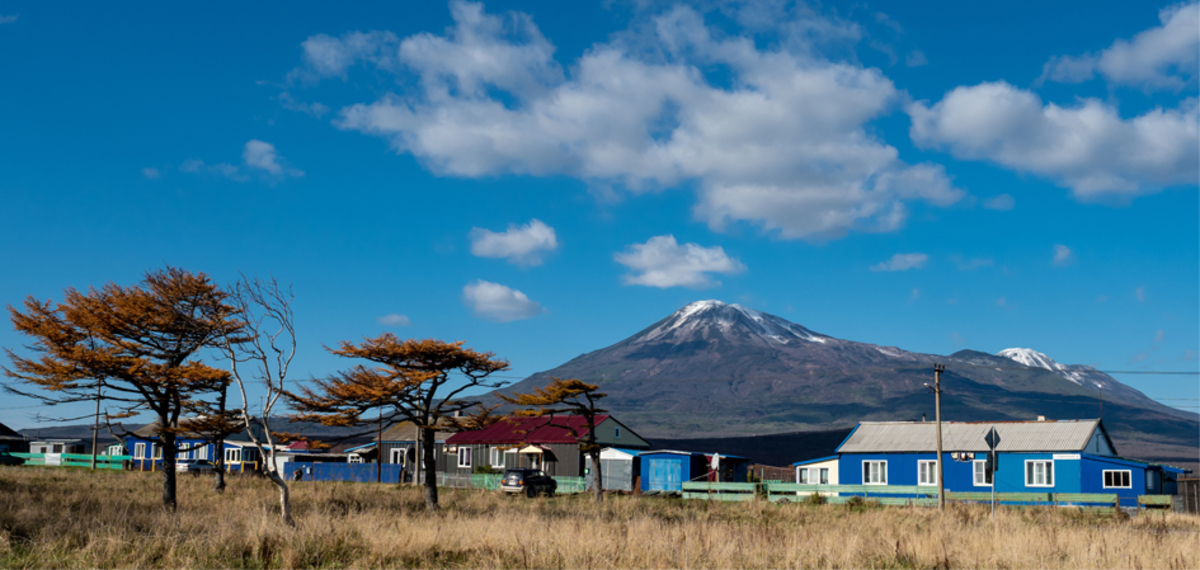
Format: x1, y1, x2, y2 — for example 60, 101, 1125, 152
447, 415, 611, 445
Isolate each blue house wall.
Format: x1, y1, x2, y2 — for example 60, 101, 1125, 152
640, 452, 707, 492
123, 436, 258, 471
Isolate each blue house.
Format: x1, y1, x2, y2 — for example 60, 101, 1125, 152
125, 420, 264, 473
835, 419, 1185, 506
639, 450, 749, 492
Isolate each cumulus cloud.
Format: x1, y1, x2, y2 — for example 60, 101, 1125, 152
909, 81, 1198, 199
983, 194, 1014, 210
870, 253, 928, 272
469, 219, 558, 266
1039, 2, 1198, 91
377, 314, 412, 327
1052, 244, 1075, 266
181, 140, 304, 183
614, 235, 745, 289
300, 1, 962, 240
461, 280, 544, 322
142, 167, 161, 180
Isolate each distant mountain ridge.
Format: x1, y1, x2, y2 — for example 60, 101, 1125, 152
489, 300, 1198, 467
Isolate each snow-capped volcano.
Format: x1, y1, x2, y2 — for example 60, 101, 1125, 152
997, 347, 1110, 389
638, 300, 828, 345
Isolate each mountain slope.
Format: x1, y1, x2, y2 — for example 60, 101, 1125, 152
490, 301, 1198, 465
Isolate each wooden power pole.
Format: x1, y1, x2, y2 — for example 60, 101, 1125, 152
931, 364, 946, 511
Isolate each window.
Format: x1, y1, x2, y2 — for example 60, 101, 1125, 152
973, 460, 993, 486
198, 445, 208, 460
390, 448, 404, 464
457, 447, 472, 468
863, 461, 887, 485
798, 468, 809, 484
1103, 470, 1131, 489
153, 444, 162, 459
918, 460, 938, 486
505, 449, 518, 467
819, 468, 829, 485
225, 447, 241, 464
614, 427, 621, 439
490, 447, 505, 468
349, 454, 363, 464
134, 443, 146, 458
52, 444, 63, 453
1025, 460, 1054, 487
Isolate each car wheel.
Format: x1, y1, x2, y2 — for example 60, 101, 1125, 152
547, 488, 555, 497
526, 486, 537, 498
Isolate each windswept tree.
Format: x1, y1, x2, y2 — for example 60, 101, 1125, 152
291, 336, 509, 511
216, 276, 299, 526
3, 267, 245, 511
500, 378, 608, 502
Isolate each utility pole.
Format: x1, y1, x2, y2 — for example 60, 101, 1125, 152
90, 380, 102, 471
926, 364, 946, 511
1099, 385, 1103, 420
377, 409, 383, 484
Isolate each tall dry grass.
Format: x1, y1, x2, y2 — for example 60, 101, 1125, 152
0, 466, 1196, 569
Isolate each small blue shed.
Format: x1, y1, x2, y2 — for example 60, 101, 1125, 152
639, 450, 749, 492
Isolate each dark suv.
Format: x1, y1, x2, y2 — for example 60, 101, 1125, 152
500, 468, 557, 497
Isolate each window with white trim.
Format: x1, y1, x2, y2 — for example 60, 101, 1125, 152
917, 460, 938, 486
1102, 470, 1131, 489
1025, 460, 1054, 487
490, 447, 504, 468
134, 443, 146, 458
457, 447, 472, 468
390, 448, 404, 464
863, 460, 887, 485
198, 445, 208, 460
819, 468, 829, 485
973, 460, 993, 486
225, 447, 241, 464
798, 468, 809, 484
153, 444, 162, 459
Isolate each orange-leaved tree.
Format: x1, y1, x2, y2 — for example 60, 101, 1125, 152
500, 378, 608, 502
3, 267, 246, 511
290, 335, 509, 511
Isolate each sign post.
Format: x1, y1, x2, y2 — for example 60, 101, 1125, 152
984, 426, 1001, 519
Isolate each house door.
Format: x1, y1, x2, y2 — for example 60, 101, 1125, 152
647, 458, 681, 491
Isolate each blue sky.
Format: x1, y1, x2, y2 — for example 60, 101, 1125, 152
1, 1, 1197, 429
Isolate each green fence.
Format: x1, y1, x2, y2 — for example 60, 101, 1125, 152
682, 481, 761, 502
681, 482, 1142, 510
6, 452, 130, 469
439, 472, 586, 494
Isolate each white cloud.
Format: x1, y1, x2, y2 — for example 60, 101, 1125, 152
906, 49, 928, 67
950, 255, 993, 270
870, 253, 928, 272
909, 81, 1198, 199
377, 314, 412, 327
614, 235, 745, 289
1040, 2, 1198, 91
469, 219, 558, 266
293, 31, 400, 81
142, 167, 161, 180
983, 194, 1014, 210
1052, 244, 1075, 266
0, 14, 17, 24
461, 280, 544, 322
307, 1, 962, 240
181, 140, 303, 183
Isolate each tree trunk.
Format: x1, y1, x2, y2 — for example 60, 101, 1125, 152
161, 431, 178, 511
421, 426, 439, 512
213, 436, 226, 494
589, 447, 603, 502
266, 470, 295, 527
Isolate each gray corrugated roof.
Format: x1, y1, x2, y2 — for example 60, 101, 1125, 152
837, 420, 1105, 453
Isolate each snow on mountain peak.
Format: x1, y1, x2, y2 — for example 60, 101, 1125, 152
997, 347, 1091, 386
640, 300, 827, 344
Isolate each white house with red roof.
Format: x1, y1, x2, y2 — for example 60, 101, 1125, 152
440, 415, 650, 477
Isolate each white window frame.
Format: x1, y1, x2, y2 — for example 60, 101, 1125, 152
153, 444, 162, 459
797, 468, 809, 484
348, 454, 363, 464
863, 460, 887, 485
490, 447, 505, 468
134, 443, 146, 458
225, 447, 241, 464
1102, 469, 1132, 489
197, 445, 208, 460
457, 447, 472, 468
973, 460, 993, 486
1025, 460, 1054, 487
917, 460, 938, 486
819, 468, 830, 485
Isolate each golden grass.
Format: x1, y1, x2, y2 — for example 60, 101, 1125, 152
0, 466, 1196, 569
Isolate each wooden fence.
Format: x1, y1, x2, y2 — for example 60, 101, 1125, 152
1178, 478, 1199, 514
683, 482, 1166, 511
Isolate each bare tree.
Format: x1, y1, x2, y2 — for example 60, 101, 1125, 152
217, 276, 298, 526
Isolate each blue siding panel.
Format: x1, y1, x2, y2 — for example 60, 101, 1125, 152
307, 463, 403, 483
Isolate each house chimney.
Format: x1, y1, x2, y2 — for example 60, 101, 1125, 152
1037, 415, 1046, 421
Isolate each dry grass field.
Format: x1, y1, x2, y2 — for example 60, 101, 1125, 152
0, 466, 1196, 569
